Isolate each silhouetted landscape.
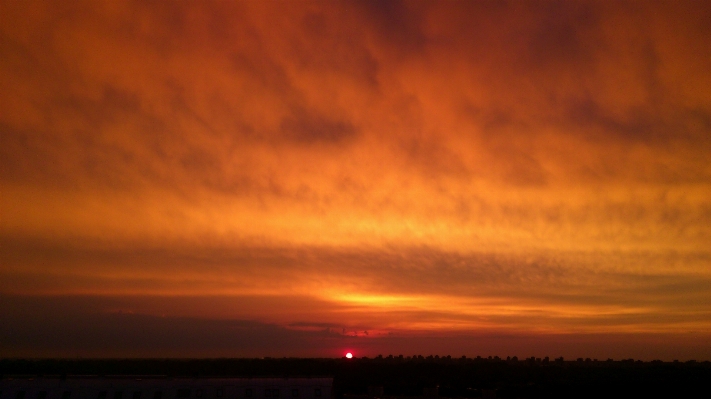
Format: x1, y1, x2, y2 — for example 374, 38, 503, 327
3, 3, 711, 398
2, 357, 710, 399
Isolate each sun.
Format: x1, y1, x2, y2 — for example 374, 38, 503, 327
345, 352, 353, 359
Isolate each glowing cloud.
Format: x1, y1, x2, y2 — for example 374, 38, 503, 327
1, 0, 710, 359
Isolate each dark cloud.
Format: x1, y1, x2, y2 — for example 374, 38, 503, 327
565, 95, 656, 140
280, 108, 358, 144
354, 0, 427, 57
61, 85, 143, 129
0, 295, 346, 358
523, 1, 601, 68
289, 322, 341, 329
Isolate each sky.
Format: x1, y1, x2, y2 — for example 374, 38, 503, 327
1, 0, 711, 360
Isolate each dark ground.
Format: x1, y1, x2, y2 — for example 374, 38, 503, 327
2, 357, 710, 399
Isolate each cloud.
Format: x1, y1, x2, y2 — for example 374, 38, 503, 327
2, 295, 710, 360
279, 107, 359, 144
1, 0, 711, 358
2, 234, 710, 337
0, 295, 348, 358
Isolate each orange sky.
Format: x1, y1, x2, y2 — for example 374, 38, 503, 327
2, 0, 711, 360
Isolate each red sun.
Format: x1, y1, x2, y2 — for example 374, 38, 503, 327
345, 352, 353, 359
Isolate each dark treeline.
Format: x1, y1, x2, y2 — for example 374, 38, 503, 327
2, 357, 710, 399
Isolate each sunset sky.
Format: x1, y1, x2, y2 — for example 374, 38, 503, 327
2, 0, 711, 360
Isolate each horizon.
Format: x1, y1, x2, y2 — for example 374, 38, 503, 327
1, 355, 708, 362
1, 0, 711, 361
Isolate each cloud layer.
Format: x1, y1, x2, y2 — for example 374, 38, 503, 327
1, 0, 710, 359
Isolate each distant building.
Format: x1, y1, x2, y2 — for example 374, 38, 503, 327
0, 377, 332, 399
